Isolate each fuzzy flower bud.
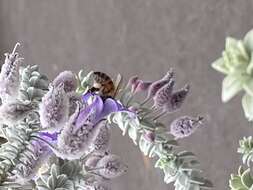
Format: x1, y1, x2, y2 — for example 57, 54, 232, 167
144, 69, 174, 102
134, 81, 152, 93
170, 116, 203, 139
52, 71, 77, 92
0, 100, 36, 125
0, 43, 23, 103
96, 154, 127, 179
84, 154, 105, 169
153, 80, 175, 108
90, 120, 110, 153
162, 68, 174, 81
163, 84, 190, 112
55, 105, 92, 159
39, 83, 69, 132
143, 131, 155, 142
144, 77, 174, 104
127, 76, 139, 88
55, 107, 108, 160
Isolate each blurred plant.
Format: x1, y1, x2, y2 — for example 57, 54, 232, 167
238, 136, 253, 166
0, 44, 211, 190
229, 166, 253, 190
212, 29, 253, 190
212, 29, 253, 121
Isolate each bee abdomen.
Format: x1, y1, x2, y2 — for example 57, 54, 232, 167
92, 72, 115, 96
93, 72, 111, 84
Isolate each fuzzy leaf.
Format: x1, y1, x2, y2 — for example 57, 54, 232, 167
243, 78, 253, 97
244, 29, 253, 52
242, 94, 253, 121
212, 58, 230, 74
222, 74, 249, 102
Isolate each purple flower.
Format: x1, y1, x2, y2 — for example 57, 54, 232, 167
39, 84, 69, 132
42, 93, 124, 160
146, 69, 174, 101
77, 93, 123, 125
53, 103, 92, 159
39, 132, 59, 141
163, 84, 190, 112
153, 79, 175, 108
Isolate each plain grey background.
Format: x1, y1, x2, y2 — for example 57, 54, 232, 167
1, 0, 253, 189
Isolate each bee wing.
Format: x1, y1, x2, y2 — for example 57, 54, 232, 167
113, 74, 123, 97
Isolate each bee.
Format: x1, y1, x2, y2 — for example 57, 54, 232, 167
89, 71, 122, 99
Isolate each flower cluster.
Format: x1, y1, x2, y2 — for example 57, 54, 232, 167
0, 44, 211, 190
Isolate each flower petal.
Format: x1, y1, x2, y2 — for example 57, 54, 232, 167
98, 98, 119, 120
77, 94, 104, 125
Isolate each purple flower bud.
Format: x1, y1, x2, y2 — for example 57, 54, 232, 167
0, 101, 36, 125
163, 84, 190, 112
127, 76, 139, 88
153, 80, 175, 108
39, 84, 69, 132
96, 154, 127, 179
162, 68, 174, 81
128, 106, 138, 113
143, 131, 155, 142
52, 71, 77, 92
170, 116, 203, 139
145, 79, 170, 101
131, 79, 141, 93
134, 81, 152, 93
0, 43, 22, 103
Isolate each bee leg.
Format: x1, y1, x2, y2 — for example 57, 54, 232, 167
88, 87, 100, 93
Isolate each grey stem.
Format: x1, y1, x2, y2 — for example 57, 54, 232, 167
12, 43, 20, 54
152, 111, 167, 121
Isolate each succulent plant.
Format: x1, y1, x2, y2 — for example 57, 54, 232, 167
229, 166, 253, 190
212, 28, 253, 190
238, 137, 253, 166
212, 29, 253, 121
